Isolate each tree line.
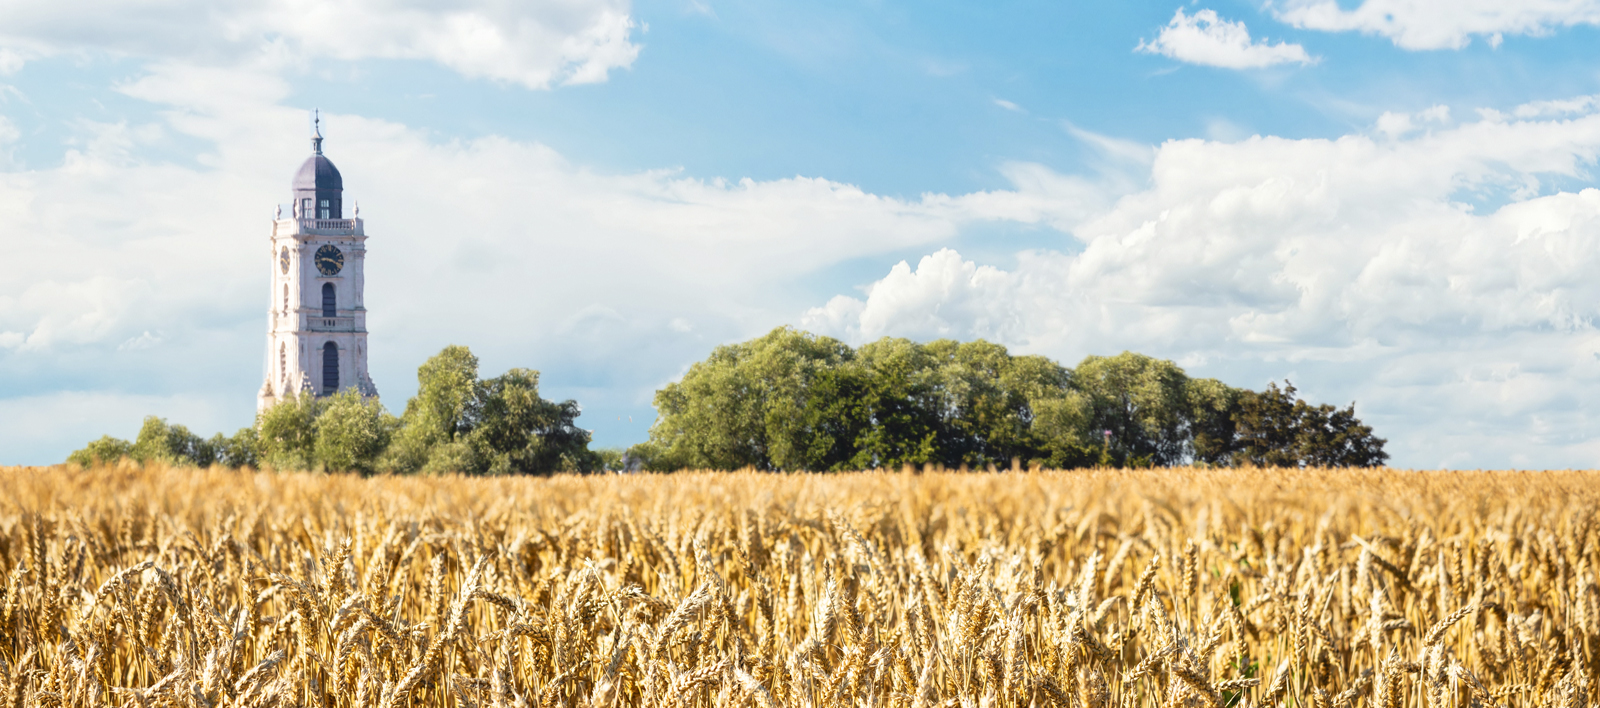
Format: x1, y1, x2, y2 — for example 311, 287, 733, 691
626, 327, 1387, 470
69, 345, 600, 474
69, 328, 1387, 472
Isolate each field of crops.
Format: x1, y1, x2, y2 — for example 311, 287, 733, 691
0, 464, 1594, 708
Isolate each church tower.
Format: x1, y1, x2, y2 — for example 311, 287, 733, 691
257, 115, 378, 412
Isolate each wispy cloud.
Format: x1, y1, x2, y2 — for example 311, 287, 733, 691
1271, 0, 1600, 50
1138, 9, 1316, 69
0, 0, 641, 88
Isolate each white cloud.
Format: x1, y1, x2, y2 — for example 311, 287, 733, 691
0, 0, 640, 88
805, 98, 1600, 468
1375, 104, 1450, 138
1515, 95, 1600, 119
1137, 9, 1316, 69
0, 48, 26, 75
1272, 0, 1600, 50
117, 331, 162, 351
0, 115, 17, 166
802, 250, 1027, 342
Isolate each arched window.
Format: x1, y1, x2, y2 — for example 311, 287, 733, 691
282, 284, 289, 313
279, 343, 287, 387
322, 282, 336, 318
322, 342, 339, 395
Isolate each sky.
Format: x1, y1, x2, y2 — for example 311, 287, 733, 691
2, 1, 1600, 468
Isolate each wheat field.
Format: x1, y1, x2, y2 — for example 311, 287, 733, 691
0, 464, 1594, 708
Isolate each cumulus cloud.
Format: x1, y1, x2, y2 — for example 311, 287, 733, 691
1271, 0, 1600, 50
0, 0, 640, 87
803, 250, 1028, 343
805, 99, 1600, 468
1138, 9, 1316, 69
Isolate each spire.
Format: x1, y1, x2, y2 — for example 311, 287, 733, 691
311, 109, 323, 155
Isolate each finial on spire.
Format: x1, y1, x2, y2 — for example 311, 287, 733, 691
311, 109, 323, 155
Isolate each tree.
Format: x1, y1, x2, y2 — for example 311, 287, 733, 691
67, 436, 134, 467
1186, 377, 1244, 466
470, 368, 593, 474
747, 331, 867, 471
1232, 381, 1388, 467
384, 346, 594, 475
1070, 353, 1196, 466
313, 390, 397, 474
384, 345, 481, 473
634, 330, 1392, 472
917, 340, 1068, 468
644, 330, 1086, 471
405, 345, 481, 443
213, 428, 261, 469
256, 393, 321, 470
849, 337, 942, 469
644, 328, 867, 471
63, 344, 599, 475
1028, 392, 1098, 469
129, 416, 216, 467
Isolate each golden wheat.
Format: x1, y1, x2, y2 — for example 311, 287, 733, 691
0, 463, 1594, 707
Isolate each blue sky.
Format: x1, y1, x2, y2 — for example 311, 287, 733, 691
3, 0, 1600, 467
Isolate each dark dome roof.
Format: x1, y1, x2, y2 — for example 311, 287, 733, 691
293, 154, 343, 191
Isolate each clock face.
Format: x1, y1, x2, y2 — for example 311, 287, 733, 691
314, 245, 345, 276
279, 247, 290, 274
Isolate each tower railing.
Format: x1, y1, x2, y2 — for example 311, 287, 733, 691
307, 316, 359, 332
303, 218, 357, 232
272, 216, 364, 237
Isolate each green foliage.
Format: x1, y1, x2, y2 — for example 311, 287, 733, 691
256, 393, 321, 470
641, 328, 1388, 471
648, 328, 865, 471
387, 347, 594, 475
590, 447, 629, 471
469, 368, 594, 474
130, 416, 216, 467
66, 344, 596, 475
402, 345, 480, 447
1070, 352, 1195, 466
648, 329, 1094, 471
215, 428, 261, 469
1028, 393, 1098, 469
1186, 377, 1244, 466
847, 337, 940, 468
68, 421, 258, 469
855, 338, 1069, 469
1232, 381, 1389, 468
313, 391, 397, 474
65, 336, 1386, 474
67, 435, 134, 467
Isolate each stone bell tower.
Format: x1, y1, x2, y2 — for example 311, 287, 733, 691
257, 113, 378, 412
